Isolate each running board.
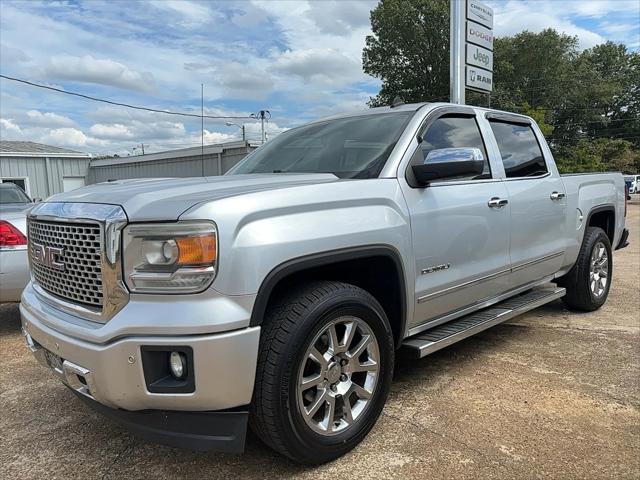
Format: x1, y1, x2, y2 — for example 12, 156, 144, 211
401, 286, 565, 359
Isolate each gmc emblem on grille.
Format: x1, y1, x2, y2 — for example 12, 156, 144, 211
32, 242, 65, 271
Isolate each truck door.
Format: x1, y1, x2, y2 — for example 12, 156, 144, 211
486, 115, 566, 287
399, 108, 512, 329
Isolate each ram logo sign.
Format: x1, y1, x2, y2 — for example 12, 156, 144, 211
466, 67, 493, 92
32, 242, 66, 271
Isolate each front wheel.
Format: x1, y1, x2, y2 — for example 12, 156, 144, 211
558, 226, 612, 311
249, 281, 394, 464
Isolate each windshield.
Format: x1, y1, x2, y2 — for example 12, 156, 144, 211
0, 184, 31, 204
229, 112, 413, 179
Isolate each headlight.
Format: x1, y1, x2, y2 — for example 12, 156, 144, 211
123, 221, 217, 293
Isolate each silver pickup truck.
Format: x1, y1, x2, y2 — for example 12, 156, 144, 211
21, 103, 629, 464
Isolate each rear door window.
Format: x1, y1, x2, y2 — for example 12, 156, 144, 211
489, 121, 548, 178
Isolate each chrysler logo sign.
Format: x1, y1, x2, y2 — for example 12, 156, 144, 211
467, 0, 494, 28
32, 242, 65, 271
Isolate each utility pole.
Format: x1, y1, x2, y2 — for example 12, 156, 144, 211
225, 122, 246, 142
450, 0, 465, 105
252, 110, 271, 144
132, 143, 146, 155
201, 83, 205, 177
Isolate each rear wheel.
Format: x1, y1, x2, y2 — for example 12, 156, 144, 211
249, 281, 394, 464
558, 226, 612, 311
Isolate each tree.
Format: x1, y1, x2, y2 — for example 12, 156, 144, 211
363, 0, 450, 106
556, 138, 639, 174
363, 1, 639, 172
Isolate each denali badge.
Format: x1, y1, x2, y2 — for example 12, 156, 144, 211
421, 263, 451, 275
32, 242, 65, 271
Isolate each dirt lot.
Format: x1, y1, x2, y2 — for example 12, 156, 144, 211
1, 201, 639, 479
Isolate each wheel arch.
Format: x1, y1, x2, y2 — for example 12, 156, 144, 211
585, 205, 615, 244
249, 245, 408, 349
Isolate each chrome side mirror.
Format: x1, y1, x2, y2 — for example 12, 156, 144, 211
412, 147, 485, 185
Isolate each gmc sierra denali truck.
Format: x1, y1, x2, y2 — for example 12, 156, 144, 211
21, 103, 629, 464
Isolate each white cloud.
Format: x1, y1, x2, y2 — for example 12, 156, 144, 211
0, 43, 30, 63
231, 4, 269, 28
0, 118, 22, 134
215, 62, 274, 100
149, 0, 214, 27
89, 123, 134, 140
23, 110, 75, 128
43, 55, 156, 92
490, 0, 639, 49
272, 49, 362, 86
305, 1, 372, 36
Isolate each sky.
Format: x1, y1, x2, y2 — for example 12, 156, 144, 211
1, 0, 638, 156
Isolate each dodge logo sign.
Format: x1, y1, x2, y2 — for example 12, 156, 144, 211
32, 242, 65, 271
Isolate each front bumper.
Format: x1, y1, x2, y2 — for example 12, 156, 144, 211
72, 390, 248, 453
21, 284, 261, 452
20, 283, 260, 411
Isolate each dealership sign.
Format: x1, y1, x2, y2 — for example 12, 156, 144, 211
466, 44, 493, 70
467, 0, 494, 28
466, 21, 493, 50
465, 0, 493, 93
466, 67, 493, 91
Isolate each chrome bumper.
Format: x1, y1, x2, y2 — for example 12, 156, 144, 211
25, 331, 100, 403
21, 289, 261, 412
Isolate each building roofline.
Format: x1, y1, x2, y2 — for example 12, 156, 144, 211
0, 151, 91, 158
90, 139, 251, 167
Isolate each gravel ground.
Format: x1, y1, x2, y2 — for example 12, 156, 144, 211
1, 200, 638, 479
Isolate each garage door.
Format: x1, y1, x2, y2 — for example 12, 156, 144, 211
63, 176, 86, 192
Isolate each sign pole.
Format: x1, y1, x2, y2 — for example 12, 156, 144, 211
450, 0, 465, 105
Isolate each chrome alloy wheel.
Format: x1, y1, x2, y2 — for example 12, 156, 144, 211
589, 241, 609, 298
296, 316, 380, 436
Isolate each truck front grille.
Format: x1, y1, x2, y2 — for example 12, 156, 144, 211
28, 219, 103, 308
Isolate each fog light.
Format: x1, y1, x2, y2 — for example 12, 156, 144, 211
169, 351, 186, 379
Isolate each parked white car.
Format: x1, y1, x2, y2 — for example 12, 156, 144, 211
0, 183, 32, 303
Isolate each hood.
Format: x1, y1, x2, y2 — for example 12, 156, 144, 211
45, 173, 339, 221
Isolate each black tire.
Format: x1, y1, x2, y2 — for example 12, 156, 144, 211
557, 226, 612, 311
249, 281, 394, 464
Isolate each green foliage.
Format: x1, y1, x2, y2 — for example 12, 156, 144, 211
521, 102, 554, 136
556, 138, 639, 174
363, 0, 450, 106
362, 1, 639, 172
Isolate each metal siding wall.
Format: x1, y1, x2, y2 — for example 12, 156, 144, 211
89, 146, 254, 184
0, 156, 91, 198
0, 156, 48, 198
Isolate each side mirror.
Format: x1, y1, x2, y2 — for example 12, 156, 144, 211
33, 198, 42, 203
412, 147, 485, 185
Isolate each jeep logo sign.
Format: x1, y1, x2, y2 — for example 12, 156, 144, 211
467, 0, 493, 29
466, 67, 493, 92
466, 22, 493, 50
466, 44, 493, 71
32, 242, 65, 271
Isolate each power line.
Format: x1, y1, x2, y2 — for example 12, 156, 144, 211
0, 74, 254, 120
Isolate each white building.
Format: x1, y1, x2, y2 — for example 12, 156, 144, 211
0, 141, 91, 200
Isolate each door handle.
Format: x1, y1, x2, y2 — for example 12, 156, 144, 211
550, 191, 565, 201
488, 197, 509, 208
